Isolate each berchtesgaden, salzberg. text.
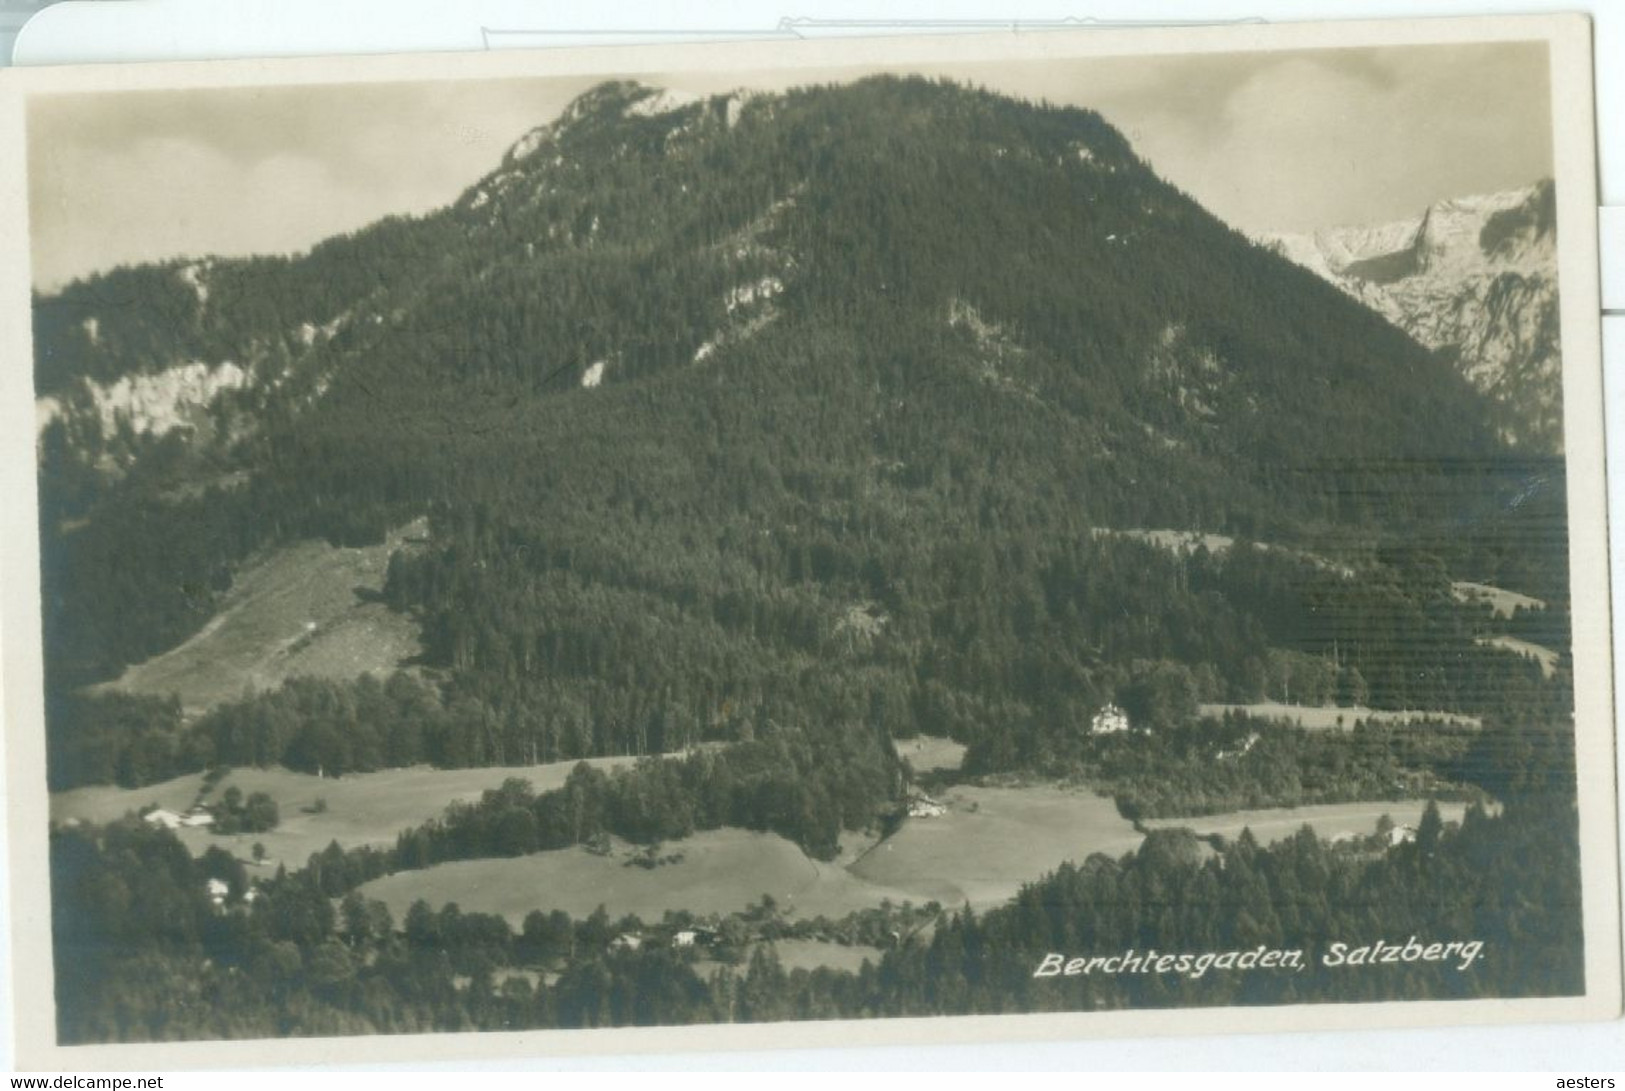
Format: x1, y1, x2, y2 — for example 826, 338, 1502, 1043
1034, 937, 1486, 981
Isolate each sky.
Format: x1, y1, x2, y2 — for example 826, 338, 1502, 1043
26, 40, 1553, 291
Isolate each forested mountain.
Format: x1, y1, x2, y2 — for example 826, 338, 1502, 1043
1261, 181, 1561, 451
37, 76, 1567, 795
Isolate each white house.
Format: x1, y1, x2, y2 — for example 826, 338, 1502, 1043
906, 793, 947, 819
1388, 824, 1419, 848
142, 808, 185, 830
1216, 732, 1262, 761
672, 927, 717, 948
179, 808, 216, 828
1091, 703, 1132, 735
205, 878, 229, 906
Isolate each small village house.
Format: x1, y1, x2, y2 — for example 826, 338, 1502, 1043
1091, 703, 1131, 735
672, 926, 718, 948
142, 808, 185, 831
906, 792, 947, 819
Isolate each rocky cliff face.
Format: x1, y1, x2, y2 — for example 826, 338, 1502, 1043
1261, 181, 1559, 451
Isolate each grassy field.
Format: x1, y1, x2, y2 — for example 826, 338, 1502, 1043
94, 519, 427, 716
357, 781, 1144, 923
768, 938, 884, 974
848, 783, 1143, 910
68, 752, 1488, 931
1198, 702, 1481, 730
899, 735, 966, 774
1093, 528, 1355, 577
698, 939, 885, 978
1452, 580, 1546, 618
50, 756, 639, 867
1100, 528, 1237, 555
358, 828, 924, 925
354, 787, 1485, 929
1141, 800, 1476, 846
1482, 635, 1559, 678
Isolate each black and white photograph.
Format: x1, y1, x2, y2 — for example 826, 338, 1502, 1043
0, 13, 1617, 1068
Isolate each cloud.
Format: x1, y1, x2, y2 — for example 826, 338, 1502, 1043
25, 42, 1554, 288
1201, 57, 1403, 230
1144, 45, 1552, 233
32, 131, 346, 287
28, 78, 584, 289
904, 41, 1549, 235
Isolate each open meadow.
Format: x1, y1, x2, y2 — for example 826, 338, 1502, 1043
849, 783, 1144, 909
1141, 799, 1478, 846
696, 938, 887, 977
358, 781, 1144, 923
898, 735, 967, 774
57, 748, 1486, 927
1198, 701, 1481, 730
358, 828, 923, 924
50, 757, 639, 867
92, 521, 426, 716
1451, 580, 1546, 618
355, 781, 1465, 928
1482, 635, 1560, 678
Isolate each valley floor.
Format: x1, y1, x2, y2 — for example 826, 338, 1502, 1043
52, 737, 1476, 920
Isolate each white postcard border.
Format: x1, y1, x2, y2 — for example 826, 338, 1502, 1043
0, 13, 1615, 1070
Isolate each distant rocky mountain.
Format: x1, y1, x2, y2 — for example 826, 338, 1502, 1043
1260, 181, 1560, 451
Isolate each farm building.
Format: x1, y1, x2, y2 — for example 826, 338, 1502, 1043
1215, 732, 1262, 760
608, 933, 643, 953
179, 808, 216, 828
906, 793, 947, 819
1388, 824, 1419, 847
142, 808, 185, 830
672, 928, 718, 948
1091, 703, 1132, 735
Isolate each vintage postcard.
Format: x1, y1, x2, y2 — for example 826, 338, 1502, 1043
0, 13, 1616, 1069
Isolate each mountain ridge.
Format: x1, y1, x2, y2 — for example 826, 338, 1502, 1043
37, 77, 1497, 472
35, 77, 1563, 780
1259, 180, 1559, 450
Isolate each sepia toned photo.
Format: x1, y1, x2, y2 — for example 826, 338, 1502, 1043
0, 14, 1617, 1069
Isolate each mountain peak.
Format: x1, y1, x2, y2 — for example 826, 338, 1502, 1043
1257, 179, 1559, 450
503, 81, 727, 167
558, 79, 673, 125
38, 74, 1508, 494
1264, 180, 1554, 283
